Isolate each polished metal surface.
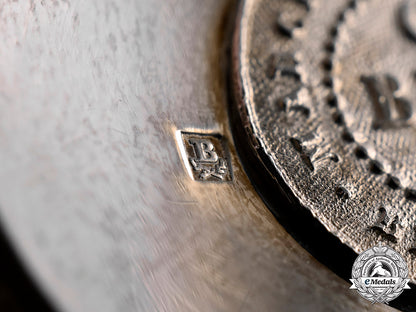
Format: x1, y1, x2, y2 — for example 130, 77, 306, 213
232, 0, 416, 291
0, 1, 401, 311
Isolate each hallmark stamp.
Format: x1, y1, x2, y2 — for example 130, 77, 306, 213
177, 131, 232, 182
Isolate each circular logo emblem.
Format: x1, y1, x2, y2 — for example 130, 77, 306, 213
350, 245, 410, 303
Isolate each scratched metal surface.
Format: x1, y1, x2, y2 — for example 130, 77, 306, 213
0, 1, 397, 311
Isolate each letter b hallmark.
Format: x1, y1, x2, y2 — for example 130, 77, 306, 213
177, 131, 232, 182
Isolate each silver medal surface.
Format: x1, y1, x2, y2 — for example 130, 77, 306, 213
0, 0, 406, 311
232, 0, 416, 285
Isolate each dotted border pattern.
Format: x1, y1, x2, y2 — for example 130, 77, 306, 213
319, 0, 416, 203
270, 0, 416, 249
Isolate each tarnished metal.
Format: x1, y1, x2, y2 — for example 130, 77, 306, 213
0, 0, 404, 311
232, 0, 416, 307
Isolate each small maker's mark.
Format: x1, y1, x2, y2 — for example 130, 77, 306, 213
178, 131, 232, 182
